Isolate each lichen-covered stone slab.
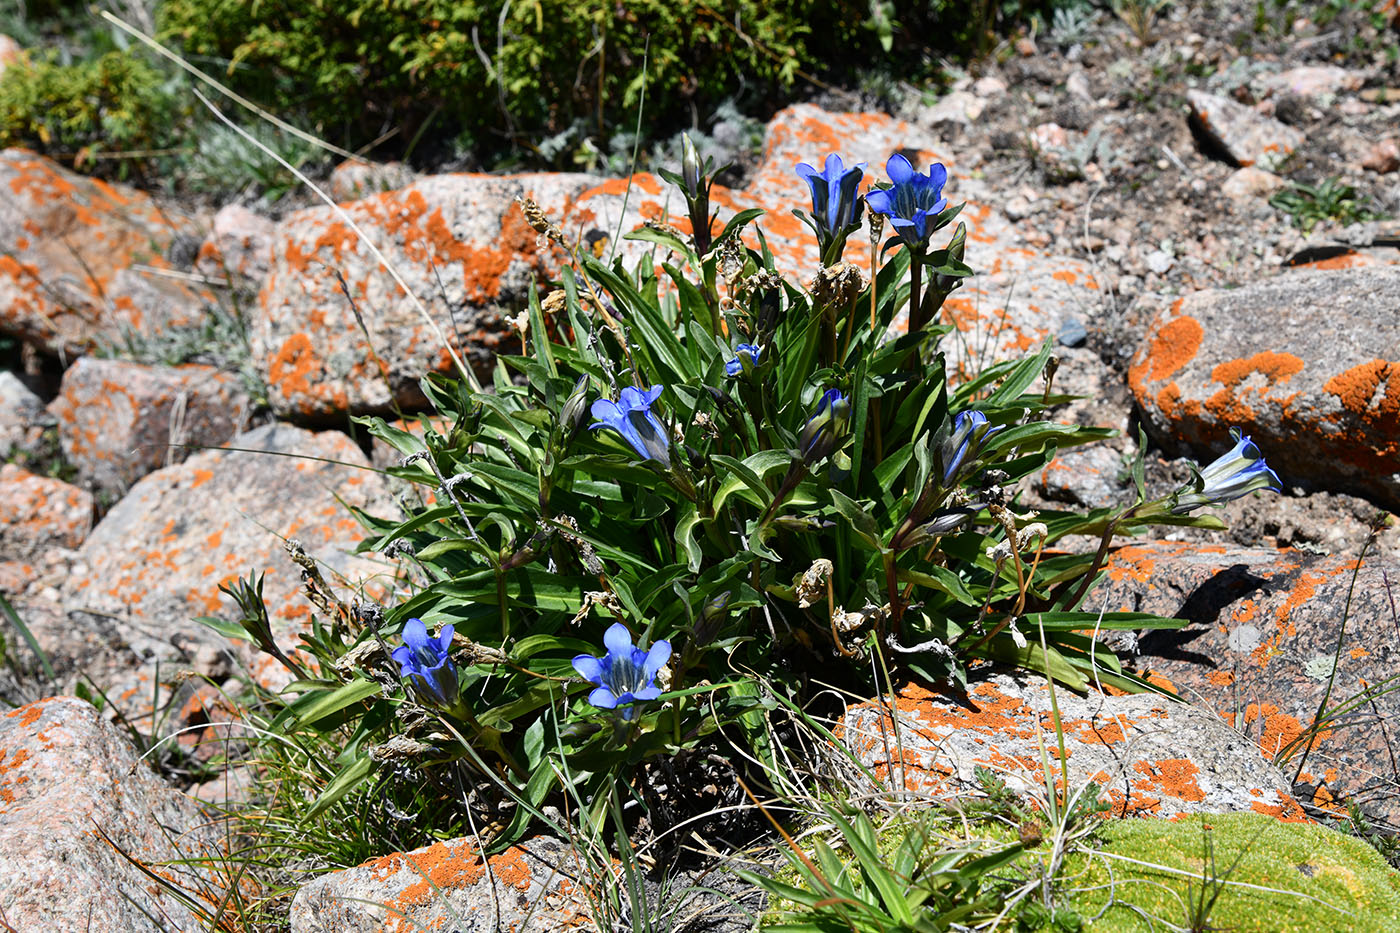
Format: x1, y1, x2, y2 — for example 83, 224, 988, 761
289, 835, 591, 933
1127, 265, 1400, 510
0, 149, 200, 356
60, 422, 390, 715
48, 357, 250, 496
840, 671, 1307, 821
254, 173, 600, 419
0, 463, 91, 563
0, 696, 225, 932
1186, 90, 1305, 171
1094, 539, 1400, 827
193, 203, 276, 289
255, 105, 1102, 417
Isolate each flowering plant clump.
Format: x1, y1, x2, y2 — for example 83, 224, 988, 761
216, 148, 1280, 846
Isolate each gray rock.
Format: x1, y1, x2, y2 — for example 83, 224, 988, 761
1127, 265, 1400, 511
0, 150, 200, 356
1092, 540, 1400, 828
1034, 443, 1127, 507
289, 835, 593, 933
0, 370, 49, 461
253, 172, 600, 419
841, 671, 1309, 820
0, 696, 225, 932
1186, 90, 1305, 171
48, 358, 251, 497
59, 422, 390, 718
1057, 316, 1087, 347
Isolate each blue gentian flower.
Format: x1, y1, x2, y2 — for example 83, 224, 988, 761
865, 153, 949, 251
590, 385, 671, 462
572, 622, 672, 721
725, 343, 762, 377
940, 410, 1001, 486
1171, 428, 1283, 514
795, 154, 865, 262
799, 389, 852, 463
391, 618, 459, 709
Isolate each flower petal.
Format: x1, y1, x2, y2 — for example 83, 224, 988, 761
642, 639, 672, 679
603, 622, 635, 657
572, 654, 605, 683
591, 398, 623, 425
886, 152, 914, 185
401, 618, 430, 652
632, 684, 663, 702
864, 188, 893, 215
587, 686, 620, 709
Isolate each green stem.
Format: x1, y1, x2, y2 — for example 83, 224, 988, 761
907, 257, 923, 333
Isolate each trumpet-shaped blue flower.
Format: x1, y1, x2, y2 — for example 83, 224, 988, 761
725, 343, 762, 377
572, 623, 672, 721
1171, 428, 1283, 514
940, 410, 1001, 486
865, 153, 949, 251
391, 618, 459, 709
590, 385, 671, 462
799, 388, 852, 463
795, 154, 865, 261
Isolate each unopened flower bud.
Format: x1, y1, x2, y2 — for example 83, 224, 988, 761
798, 389, 852, 464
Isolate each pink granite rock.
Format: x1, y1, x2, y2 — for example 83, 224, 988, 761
1095, 540, 1400, 827
59, 422, 391, 716
254, 173, 599, 419
328, 158, 418, 202
193, 203, 277, 287
0, 150, 200, 356
0, 696, 226, 932
0, 463, 92, 561
48, 357, 250, 496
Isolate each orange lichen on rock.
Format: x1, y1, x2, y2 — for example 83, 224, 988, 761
1127, 307, 1203, 398
1132, 757, 1207, 802
1324, 359, 1400, 427
1243, 702, 1307, 758
1203, 351, 1306, 422
1249, 794, 1312, 823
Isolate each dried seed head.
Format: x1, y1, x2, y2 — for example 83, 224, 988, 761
811, 261, 865, 308
570, 590, 623, 626
370, 735, 434, 762
717, 234, 745, 282
515, 196, 565, 246
736, 269, 783, 302
796, 558, 834, 608
868, 209, 885, 244
541, 289, 568, 317
644, 218, 691, 248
